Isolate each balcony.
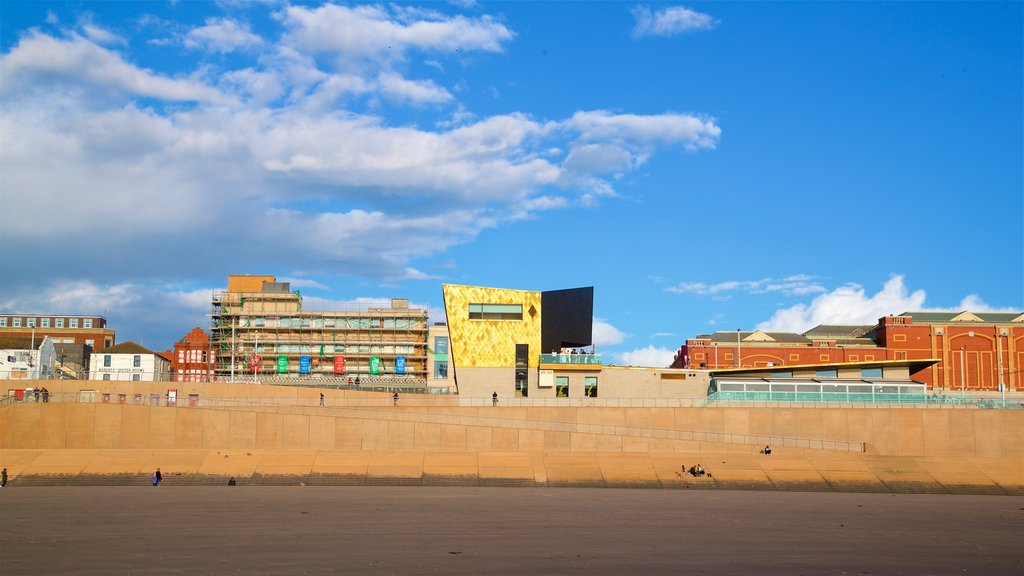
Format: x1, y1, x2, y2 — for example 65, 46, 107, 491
540, 353, 602, 366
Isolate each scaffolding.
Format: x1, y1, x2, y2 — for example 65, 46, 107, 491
210, 283, 429, 388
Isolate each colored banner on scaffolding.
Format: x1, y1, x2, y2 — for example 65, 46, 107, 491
369, 356, 381, 375
249, 354, 261, 373
333, 356, 345, 374
395, 355, 406, 375
299, 356, 311, 374
276, 355, 287, 373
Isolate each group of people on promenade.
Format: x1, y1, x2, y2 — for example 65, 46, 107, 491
31, 387, 50, 403
553, 347, 595, 355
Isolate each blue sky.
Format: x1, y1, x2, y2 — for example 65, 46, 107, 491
1, 1, 1021, 364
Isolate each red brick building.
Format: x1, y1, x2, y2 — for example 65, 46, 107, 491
172, 327, 213, 382
673, 311, 1024, 392
0, 314, 114, 350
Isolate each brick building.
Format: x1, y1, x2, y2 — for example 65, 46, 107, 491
0, 314, 114, 350
172, 327, 213, 382
673, 311, 1024, 392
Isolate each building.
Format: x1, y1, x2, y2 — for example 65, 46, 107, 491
442, 284, 595, 398
172, 327, 213, 382
0, 314, 114, 350
426, 322, 451, 391
90, 341, 171, 382
674, 311, 1024, 392
0, 336, 56, 380
210, 275, 428, 384
53, 343, 92, 379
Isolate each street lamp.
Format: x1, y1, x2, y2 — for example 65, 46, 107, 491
959, 346, 966, 401
736, 329, 741, 368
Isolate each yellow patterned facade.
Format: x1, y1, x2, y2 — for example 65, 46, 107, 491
442, 284, 543, 368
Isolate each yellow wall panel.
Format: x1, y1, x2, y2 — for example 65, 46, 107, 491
443, 284, 542, 368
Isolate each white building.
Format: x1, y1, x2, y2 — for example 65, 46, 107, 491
90, 341, 171, 382
0, 335, 56, 380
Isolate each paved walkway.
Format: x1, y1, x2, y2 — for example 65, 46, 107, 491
2, 448, 1020, 494
1, 487, 1021, 575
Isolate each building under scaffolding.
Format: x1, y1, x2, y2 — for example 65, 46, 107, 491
210, 275, 428, 386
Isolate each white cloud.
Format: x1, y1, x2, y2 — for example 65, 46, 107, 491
377, 72, 453, 104
631, 5, 717, 38
280, 4, 513, 66
757, 276, 927, 333
82, 24, 122, 45
667, 275, 826, 297
592, 318, 626, 347
185, 18, 263, 53
568, 110, 721, 152
0, 32, 233, 104
0, 12, 722, 348
614, 345, 676, 368
0, 280, 213, 348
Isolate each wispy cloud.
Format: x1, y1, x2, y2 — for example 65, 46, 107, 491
185, 18, 263, 53
667, 275, 826, 297
631, 5, 717, 38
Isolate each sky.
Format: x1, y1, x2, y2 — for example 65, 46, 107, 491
1, 1, 1021, 366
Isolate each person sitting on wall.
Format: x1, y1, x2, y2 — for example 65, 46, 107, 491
688, 466, 697, 476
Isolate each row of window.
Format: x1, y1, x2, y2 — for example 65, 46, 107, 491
227, 317, 422, 329
0, 317, 95, 329
769, 368, 884, 379
255, 344, 418, 354
554, 376, 600, 397
468, 304, 523, 321
103, 355, 143, 367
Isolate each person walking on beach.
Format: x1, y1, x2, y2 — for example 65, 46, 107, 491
492, 391, 498, 407
320, 393, 325, 407
393, 391, 399, 406
154, 468, 162, 486
2, 467, 7, 487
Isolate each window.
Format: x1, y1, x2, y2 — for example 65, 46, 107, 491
103, 355, 111, 367
83, 319, 93, 328
70, 319, 79, 328
55, 318, 64, 328
41, 318, 50, 328
584, 376, 598, 397
771, 370, 793, 378
0, 317, 6, 327
861, 367, 883, 379
132, 374, 141, 381
103, 374, 111, 381
434, 336, 449, 356
556, 377, 569, 397
469, 303, 523, 321
13, 318, 22, 327
815, 369, 838, 378
27, 318, 36, 327
85, 339, 95, 347
133, 355, 141, 367
434, 361, 448, 379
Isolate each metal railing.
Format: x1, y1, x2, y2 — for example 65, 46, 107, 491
539, 354, 602, 365
704, 391, 1023, 410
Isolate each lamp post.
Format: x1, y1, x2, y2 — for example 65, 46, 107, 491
736, 329, 741, 368
959, 346, 966, 401
253, 331, 260, 385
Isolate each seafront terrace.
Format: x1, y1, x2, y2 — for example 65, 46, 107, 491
1, 380, 1021, 493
